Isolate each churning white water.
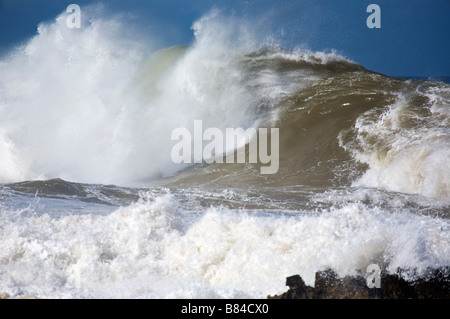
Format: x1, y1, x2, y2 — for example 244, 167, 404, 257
0, 192, 448, 299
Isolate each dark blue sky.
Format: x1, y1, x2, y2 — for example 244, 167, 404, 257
1, 0, 449, 77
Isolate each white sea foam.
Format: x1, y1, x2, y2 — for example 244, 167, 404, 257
340, 89, 450, 201
0, 193, 448, 298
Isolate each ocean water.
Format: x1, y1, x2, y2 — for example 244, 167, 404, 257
0, 9, 449, 299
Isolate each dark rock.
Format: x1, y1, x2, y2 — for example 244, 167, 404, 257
340, 274, 370, 299
268, 267, 450, 299
413, 267, 450, 299
379, 273, 416, 299
268, 275, 315, 299
314, 269, 370, 299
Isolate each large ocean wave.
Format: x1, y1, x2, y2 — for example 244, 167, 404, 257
0, 7, 449, 299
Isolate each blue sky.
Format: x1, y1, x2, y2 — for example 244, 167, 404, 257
0, 0, 449, 77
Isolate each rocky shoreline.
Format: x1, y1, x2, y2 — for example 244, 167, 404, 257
268, 267, 450, 299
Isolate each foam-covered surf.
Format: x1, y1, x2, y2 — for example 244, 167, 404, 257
0, 191, 448, 299
0, 8, 449, 299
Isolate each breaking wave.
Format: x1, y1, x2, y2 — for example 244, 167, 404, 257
0, 7, 449, 299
